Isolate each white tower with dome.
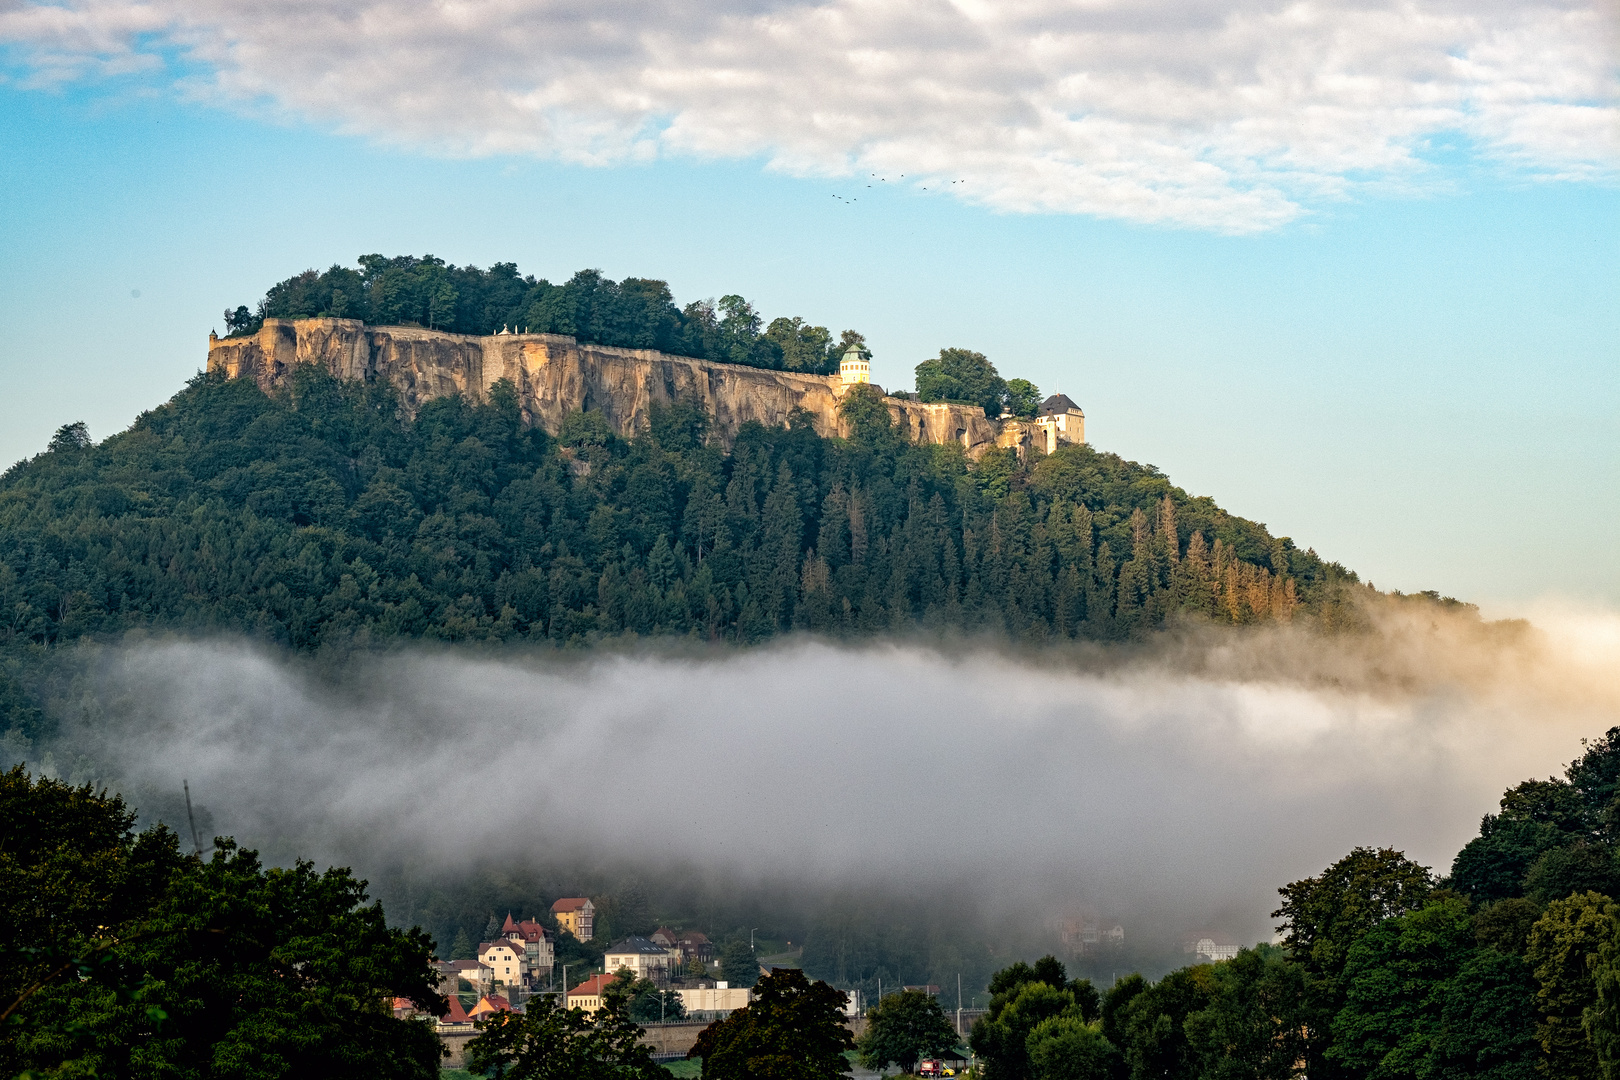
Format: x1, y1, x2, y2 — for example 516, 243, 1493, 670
839, 341, 871, 385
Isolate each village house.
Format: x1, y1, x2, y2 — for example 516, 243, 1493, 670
604, 935, 679, 981
468, 993, 515, 1023
478, 939, 526, 990
565, 972, 616, 1013
1183, 933, 1241, 963
551, 897, 595, 941
675, 983, 751, 1015
447, 958, 493, 993
436, 994, 474, 1034
650, 927, 714, 967
500, 913, 556, 984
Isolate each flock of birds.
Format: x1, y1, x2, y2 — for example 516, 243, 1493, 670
830, 174, 968, 203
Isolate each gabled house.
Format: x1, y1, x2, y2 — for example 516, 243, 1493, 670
676, 930, 713, 965
565, 973, 616, 1013
551, 897, 595, 941
437, 993, 474, 1032
478, 939, 525, 989
604, 935, 679, 981
501, 913, 556, 982
468, 993, 514, 1022
650, 927, 713, 967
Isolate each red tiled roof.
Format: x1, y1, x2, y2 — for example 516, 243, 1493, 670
552, 897, 591, 913
441, 996, 471, 1023
469, 994, 513, 1017
502, 913, 519, 933
567, 973, 614, 999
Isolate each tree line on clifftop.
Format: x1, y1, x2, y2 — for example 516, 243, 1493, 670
225, 254, 1049, 417
225, 254, 866, 377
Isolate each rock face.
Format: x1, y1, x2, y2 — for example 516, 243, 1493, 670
207, 318, 1078, 458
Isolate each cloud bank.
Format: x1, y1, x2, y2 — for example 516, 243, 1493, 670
34, 599, 1620, 947
2, 0, 1615, 230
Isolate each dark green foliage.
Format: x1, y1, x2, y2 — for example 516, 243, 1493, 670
1451, 817, 1567, 904
688, 967, 854, 1080
0, 363, 1352, 670
1526, 843, 1620, 903
1450, 733, 1620, 907
1473, 897, 1544, 957
914, 347, 1010, 417
237, 256, 853, 375
971, 957, 1109, 1080
1329, 896, 1537, 1079
0, 766, 445, 1080
857, 989, 961, 1073
1070, 732, 1620, 1080
719, 938, 761, 989
1273, 847, 1435, 1079
1526, 892, 1613, 1080
1112, 965, 1216, 1080
626, 979, 686, 1024
1005, 379, 1042, 419
1025, 1016, 1119, 1080
1181, 945, 1307, 1080
467, 989, 666, 1080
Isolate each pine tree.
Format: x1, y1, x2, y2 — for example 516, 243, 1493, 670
646, 534, 677, 593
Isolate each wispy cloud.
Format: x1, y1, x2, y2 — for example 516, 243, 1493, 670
2, 0, 1616, 223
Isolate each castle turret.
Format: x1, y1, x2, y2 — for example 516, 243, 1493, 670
839, 342, 871, 386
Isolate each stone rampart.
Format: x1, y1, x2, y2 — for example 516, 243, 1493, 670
207, 319, 1068, 458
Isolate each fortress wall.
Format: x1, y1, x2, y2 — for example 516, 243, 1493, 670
207, 319, 1045, 458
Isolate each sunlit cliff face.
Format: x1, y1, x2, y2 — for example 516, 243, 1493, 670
35, 596, 1620, 946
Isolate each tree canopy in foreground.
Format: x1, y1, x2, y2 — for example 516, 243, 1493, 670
0, 765, 445, 1079
689, 967, 854, 1080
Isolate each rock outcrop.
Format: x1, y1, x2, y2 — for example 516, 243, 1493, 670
207, 319, 1078, 458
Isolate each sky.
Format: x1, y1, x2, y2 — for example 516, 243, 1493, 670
1, 0, 1616, 611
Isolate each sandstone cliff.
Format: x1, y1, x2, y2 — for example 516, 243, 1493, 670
207, 318, 1075, 458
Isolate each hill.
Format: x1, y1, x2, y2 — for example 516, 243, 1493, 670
0, 355, 1370, 733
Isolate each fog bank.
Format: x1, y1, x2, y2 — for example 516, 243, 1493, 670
32, 598, 1620, 949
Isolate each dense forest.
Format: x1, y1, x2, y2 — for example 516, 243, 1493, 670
963, 727, 1620, 1080
0, 361, 1363, 737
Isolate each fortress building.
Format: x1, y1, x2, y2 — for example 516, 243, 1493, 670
207, 319, 1083, 459
839, 341, 871, 385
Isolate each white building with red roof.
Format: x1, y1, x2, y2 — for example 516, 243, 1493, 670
501, 913, 556, 984
479, 938, 525, 990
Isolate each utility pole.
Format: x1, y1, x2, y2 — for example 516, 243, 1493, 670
751, 928, 758, 954
183, 780, 202, 856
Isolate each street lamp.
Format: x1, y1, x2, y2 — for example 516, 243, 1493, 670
750, 928, 758, 954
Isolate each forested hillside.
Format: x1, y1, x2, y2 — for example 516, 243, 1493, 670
0, 360, 1358, 663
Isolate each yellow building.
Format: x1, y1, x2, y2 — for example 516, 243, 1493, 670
551, 896, 595, 941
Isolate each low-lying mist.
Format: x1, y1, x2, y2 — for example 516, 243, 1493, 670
21, 597, 1620, 977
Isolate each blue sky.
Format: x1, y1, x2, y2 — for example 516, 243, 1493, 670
0, 0, 1616, 610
